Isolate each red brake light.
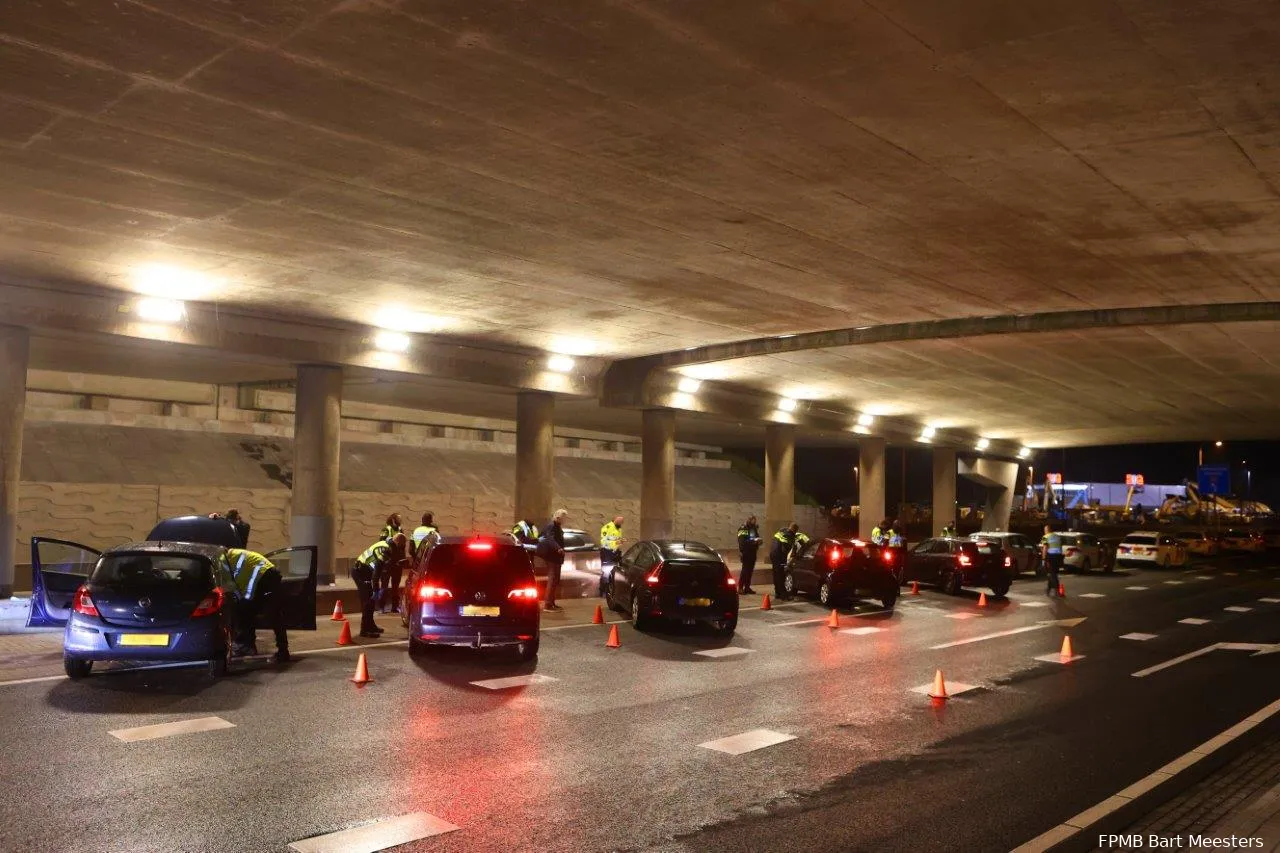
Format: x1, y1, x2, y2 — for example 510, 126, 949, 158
726, 576, 737, 587
507, 586, 539, 600
1003, 555, 1013, 568
190, 587, 224, 618
826, 547, 842, 568
72, 585, 98, 617
418, 585, 454, 601
646, 561, 663, 585
957, 553, 973, 567
466, 541, 494, 552
881, 549, 895, 564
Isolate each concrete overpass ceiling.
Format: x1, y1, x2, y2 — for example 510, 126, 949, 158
1, 0, 1279, 445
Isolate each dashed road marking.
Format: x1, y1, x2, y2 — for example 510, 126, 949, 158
945, 613, 978, 620
1016, 600, 1049, 608
770, 616, 830, 627
1077, 593, 1105, 598
109, 716, 235, 743
699, 728, 796, 755
469, 674, 558, 690
1260, 598, 1280, 604
1035, 651, 1086, 664
1180, 618, 1210, 625
1224, 606, 1252, 613
1164, 581, 1185, 585
289, 811, 460, 853
910, 679, 979, 697
1125, 586, 1149, 591
1224, 571, 1239, 576
694, 647, 755, 658
1121, 633, 1158, 641
839, 627, 882, 636
1194, 575, 1213, 580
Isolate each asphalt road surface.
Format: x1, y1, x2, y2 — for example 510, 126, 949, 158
1, 560, 1277, 853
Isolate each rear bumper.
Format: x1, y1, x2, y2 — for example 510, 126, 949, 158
414, 617, 539, 647
829, 572, 898, 597
649, 600, 738, 622
958, 567, 1012, 587
63, 615, 224, 661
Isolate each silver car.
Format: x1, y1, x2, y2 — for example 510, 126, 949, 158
968, 532, 1038, 575
1059, 532, 1107, 573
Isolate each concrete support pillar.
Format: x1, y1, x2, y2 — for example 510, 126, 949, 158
858, 437, 886, 540
515, 391, 555, 526
291, 365, 341, 585
0, 326, 28, 598
958, 458, 1020, 532
932, 447, 957, 535
764, 424, 795, 537
640, 409, 676, 539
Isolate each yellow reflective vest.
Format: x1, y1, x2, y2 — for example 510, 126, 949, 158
223, 548, 274, 598
600, 521, 623, 551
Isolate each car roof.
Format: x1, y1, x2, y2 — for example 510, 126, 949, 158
651, 540, 722, 559
1123, 532, 1159, 540
105, 541, 227, 559
147, 515, 242, 548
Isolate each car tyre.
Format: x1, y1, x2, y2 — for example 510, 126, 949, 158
408, 635, 426, 658
990, 579, 1011, 598
1080, 558, 1092, 574
515, 636, 540, 662
64, 656, 92, 680
630, 592, 650, 631
604, 574, 620, 612
880, 587, 899, 611
716, 617, 737, 637
941, 569, 963, 596
818, 580, 836, 607
783, 572, 799, 597
208, 628, 232, 678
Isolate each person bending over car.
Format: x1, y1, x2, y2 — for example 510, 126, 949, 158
222, 548, 293, 663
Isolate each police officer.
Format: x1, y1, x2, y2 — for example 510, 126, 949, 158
353, 534, 406, 637
410, 512, 439, 559
511, 517, 539, 550
887, 520, 905, 549
871, 518, 890, 546
222, 548, 292, 663
770, 523, 808, 599
599, 516, 624, 567
1041, 524, 1063, 596
381, 513, 403, 543
941, 521, 957, 537
736, 515, 762, 594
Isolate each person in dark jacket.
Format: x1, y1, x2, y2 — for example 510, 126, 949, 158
225, 509, 250, 548
538, 508, 569, 611
769, 523, 808, 599
736, 515, 762, 594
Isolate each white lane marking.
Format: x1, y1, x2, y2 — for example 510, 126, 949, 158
1194, 575, 1213, 580
1077, 593, 1105, 598
289, 811, 459, 853
1180, 618, 1210, 625
0, 674, 66, 688
1164, 580, 1185, 585
1259, 598, 1280, 604
297, 640, 408, 653
1224, 571, 1239, 576
1224, 606, 1253, 613
1035, 652, 1086, 664
1132, 642, 1279, 677
1125, 586, 1149, 591
109, 716, 235, 743
1016, 601, 1049, 608
909, 679, 979, 697
930, 624, 1049, 650
694, 647, 755, 658
1121, 633, 1158, 641
944, 613, 978, 620
770, 616, 830, 627
699, 728, 796, 755
469, 674, 558, 690
839, 627, 882, 636
1009, 696, 1280, 853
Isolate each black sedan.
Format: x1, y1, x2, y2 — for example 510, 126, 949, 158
403, 536, 541, 661
783, 537, 899, 610
902, 536, 1014, 596
604, 540, 738, 635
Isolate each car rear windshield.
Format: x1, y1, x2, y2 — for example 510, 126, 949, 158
425, 543, 533, 582
1123, 534, 1157, 544
966, 539, 1002, 554
663, 542, 720, 560
91, 553, 213, 592
659, 561, 727, 583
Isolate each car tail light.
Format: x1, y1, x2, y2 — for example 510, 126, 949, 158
418, 585, 454, 601
507, 586, 539, 600
726, 576, 737, 588
957, 553, 973, 567
1064, 547, 1078, 556
466, 541, 494, 553
881, 549, 895, 564
72, 585, 98, 617
190, 587, 224, 618
826, 547, 842, 568
1003, 555, 1013, 568
646, 561, 664, 585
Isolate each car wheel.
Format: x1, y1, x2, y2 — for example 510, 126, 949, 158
818, 580, 834, 607
408, 635, 426, 658
880, 587, 899, 611
783, 572, 798, 597
208, 628, 232, 678
63, 657, 92, 680
1162, 556, 1171, 569
990, 580, 1011, 598
716, 617, 738, 636
604, 574, 619, 612
515, 636, 540, 662
1080, 558, 1092, 574
630, 592, 650, 631
941, 569, 963, 595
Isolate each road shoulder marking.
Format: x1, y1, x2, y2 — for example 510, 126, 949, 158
1120, 633, 1157, 641
1179, 617, 1210, 625
109, 716, 235, 743
910, 679, 979, 697
699, 728, 796, 755
694, 647, 755, 658
469, 674, 558, 690
290, 812, 459, 853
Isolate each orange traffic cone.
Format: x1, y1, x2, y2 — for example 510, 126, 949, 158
336, 620, 353, 646
350, 652, 371, 685
592, 605, 604, 625
1058, 582, 1066, 597
910, 581, 920, 595
605, 624, 621, 648
977, 591, 988, 607
827, 609, 840, 628
928, 669, 949, 700
761, 593, 772, 611
1060, 635, 1074, 659
330, 600, 346, 621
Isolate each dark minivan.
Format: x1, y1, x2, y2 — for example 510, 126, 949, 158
604, 540, 738, 635
403, 536, 541, 661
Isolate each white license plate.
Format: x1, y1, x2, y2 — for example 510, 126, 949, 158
460, 605, 501, 617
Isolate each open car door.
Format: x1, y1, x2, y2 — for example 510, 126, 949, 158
28, 538, 102, 628
262, 546, 317, 631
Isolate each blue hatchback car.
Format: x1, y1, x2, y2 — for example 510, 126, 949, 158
28, 516, 317, 679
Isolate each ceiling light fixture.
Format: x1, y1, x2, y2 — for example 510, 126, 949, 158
777, 397, 799, 412
372, 307, 445, 334
921, 426, 937, 439
1018, 447, 1032, 459
135, 297, 186, 323
547, 354, 575, 373
852, 425, 871, 435
373, 330, 411, 353
856, 413, 875, 427
976, 437, 990, 451
677, 377, 702, 394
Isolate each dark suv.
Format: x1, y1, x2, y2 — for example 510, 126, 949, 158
402, 537, 541, 661
903, 536, 1014, 596
604, 540, 738, 635
783, 537, 899, 610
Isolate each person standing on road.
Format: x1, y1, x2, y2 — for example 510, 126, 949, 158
539, 509, 569, 611
410, 512, 438, 560
770, 523, 806, 599
737, 515, 762, 594
381, 512, 403, 543
379, 533, 411, 615
940, 521, 956, 537
1041, 524, 1063, 597
222, 547, 293, 663
226, 509, 251, 548
353, 534, 405, 637
871, 518, 889, 546
599, 516, 625, 568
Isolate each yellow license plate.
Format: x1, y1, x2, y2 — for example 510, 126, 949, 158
460, 605, 501, 617
119, 634, 169, 647
681, 598, 712, 607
